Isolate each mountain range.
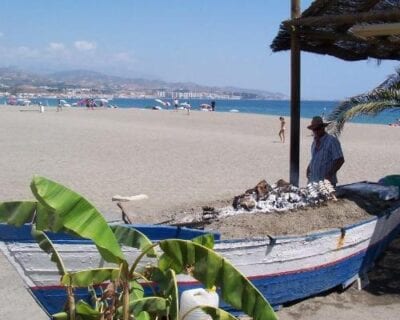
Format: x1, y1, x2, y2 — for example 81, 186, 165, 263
0, 67, 287, 99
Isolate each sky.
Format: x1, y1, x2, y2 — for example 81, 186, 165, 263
0, 0, 398, 100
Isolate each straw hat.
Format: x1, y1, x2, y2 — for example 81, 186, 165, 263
307, 116, 330, 130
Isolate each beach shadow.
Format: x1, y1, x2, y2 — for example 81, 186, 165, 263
337, 190, 397, 217
365, 233, 400, 295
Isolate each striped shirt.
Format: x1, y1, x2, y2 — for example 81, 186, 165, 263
309, 133, 343, 185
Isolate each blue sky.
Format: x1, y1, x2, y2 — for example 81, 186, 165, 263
0, 0, 398, 100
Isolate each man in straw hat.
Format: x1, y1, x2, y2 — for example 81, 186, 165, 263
306, 116, 345, 186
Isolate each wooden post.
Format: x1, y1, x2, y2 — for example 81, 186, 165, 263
290, 0, 301, 186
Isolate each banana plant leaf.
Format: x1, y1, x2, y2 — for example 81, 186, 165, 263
159, 239, 277, 320
30, 175, 125, 264
31, 227, 67, 276
61, 268, 120, 287
191, 234, 215, 249
0, 201, 38, 226
200, 306, 238, 320
163, 269, 179, 320
129, 280, 145, 300
136, 311, 151, 320
116, 297, 168, 318
151, 268, 179, 320
75, 300, 102, 320
52, 312, 68, 320
111, 225, 157, 257
0, 200, 68, 234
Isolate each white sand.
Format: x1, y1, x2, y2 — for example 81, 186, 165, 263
0, 105, 399, 319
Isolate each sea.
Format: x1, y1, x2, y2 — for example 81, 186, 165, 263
3, 98, 398, 125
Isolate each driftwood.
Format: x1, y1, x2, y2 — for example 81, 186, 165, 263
116, 202, 133, 224
113, 193, 148, 224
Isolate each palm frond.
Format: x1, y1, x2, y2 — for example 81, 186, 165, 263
327, 67, 400, 136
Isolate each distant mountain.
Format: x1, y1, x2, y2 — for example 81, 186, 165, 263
0, 67, 287, 99
48, 70, 169, 89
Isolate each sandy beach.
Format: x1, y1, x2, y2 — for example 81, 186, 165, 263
0, 105, 399, 319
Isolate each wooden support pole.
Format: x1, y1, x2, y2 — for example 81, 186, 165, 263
290, 0, 301, 186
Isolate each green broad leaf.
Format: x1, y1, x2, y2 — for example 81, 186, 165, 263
163, 269, 179, 320
111, 225, 157, 257
117, 297, 168, 318
51, 312, 68, 320
30, 175, 125, 264
136, 311, 151, 320
129, 279, 145, 300
200, 306, 238, 320
191, 234, 215, 249
75, 300, 101, 320
61, 268, 120, 287
0, 201, 37, 226
31, 227, 67, 276
150, 268, 179, 320
158, 253, 182, 273
35, 201, 65, 232
159, 239, 277, 320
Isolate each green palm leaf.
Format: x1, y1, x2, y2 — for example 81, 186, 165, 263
30, 175, 125, 264
327, 68, 400, 136
61, 268, 120, 287
159, 239, 277, 320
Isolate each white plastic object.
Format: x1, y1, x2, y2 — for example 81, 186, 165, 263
179, 288, 219, 320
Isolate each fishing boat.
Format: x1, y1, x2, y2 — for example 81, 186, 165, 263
0, 181, 399, 317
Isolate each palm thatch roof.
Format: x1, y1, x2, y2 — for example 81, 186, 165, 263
271, 0, 400, 61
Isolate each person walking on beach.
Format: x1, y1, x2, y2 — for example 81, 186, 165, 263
278, 116, 286, 143
57, 100, 62, 112
211, 100, 216, 111
174, 99, 179, 111
306, 116, 344, 186
186, 102, 191, 115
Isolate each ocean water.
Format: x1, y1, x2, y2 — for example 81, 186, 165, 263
5, 98, 398, 125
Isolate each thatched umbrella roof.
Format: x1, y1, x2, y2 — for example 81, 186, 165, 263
271, 0, 400, 61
